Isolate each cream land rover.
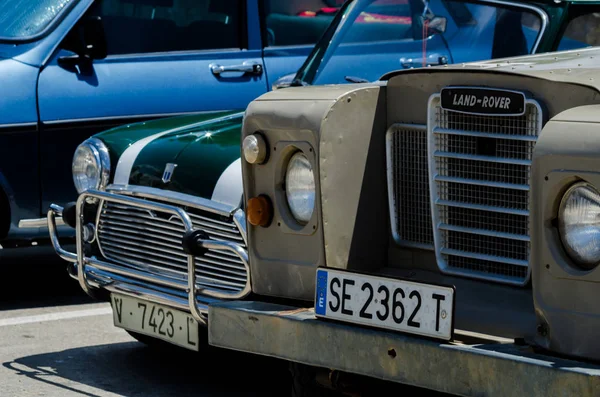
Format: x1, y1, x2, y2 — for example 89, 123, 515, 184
209, 46, 600, 396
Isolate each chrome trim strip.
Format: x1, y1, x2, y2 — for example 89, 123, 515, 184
42, 110, 231, 125
106, 184, 237, 216
20, 216, 64, 229
112, 112, 244, 185
385, 123, 433, 249
48, 204, 77, 263
440, 248, 529, 267
438, 223, 530, 242
434, 175, 530, 191
434, 151, 532, 166
0, 122, 38, 129
433, 127, 538, 142
436, 199, 529, 216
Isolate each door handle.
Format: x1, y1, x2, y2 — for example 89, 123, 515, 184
210, 61, 263, 76
400, 54, 449, 69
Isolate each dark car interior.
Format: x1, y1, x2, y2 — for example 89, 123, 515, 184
263, 0, 339, 46
85, 0, 242, 55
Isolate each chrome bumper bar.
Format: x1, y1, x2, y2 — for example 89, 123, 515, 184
48, 189, 251, 326
209, 301, 600, 397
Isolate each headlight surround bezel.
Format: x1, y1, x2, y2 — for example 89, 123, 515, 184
558, 181, 600, 271
285, 151, 316, 225
72, 137, 111, 195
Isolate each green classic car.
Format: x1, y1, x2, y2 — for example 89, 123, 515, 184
49, 0, 600, 351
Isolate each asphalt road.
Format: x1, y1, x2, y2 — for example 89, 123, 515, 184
0, 256, 292, 397
0, 255, 453, 397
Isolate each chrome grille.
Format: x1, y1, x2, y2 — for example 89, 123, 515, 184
386, 124, 433, 248
96, 201, 248, 295
429, 94, 541, 285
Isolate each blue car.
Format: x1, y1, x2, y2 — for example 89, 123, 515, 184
0, 0, 338, 251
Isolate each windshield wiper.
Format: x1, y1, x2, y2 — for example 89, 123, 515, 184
345, 76, 369, 83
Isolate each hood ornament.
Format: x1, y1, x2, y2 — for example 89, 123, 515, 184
162, 163, 177, 184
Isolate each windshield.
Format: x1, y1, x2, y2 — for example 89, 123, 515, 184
0, 0, 76, 40
295, 0, 544, 85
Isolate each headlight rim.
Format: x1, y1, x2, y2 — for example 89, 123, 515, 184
72, 137, 111, 194
284, 150, 316, 226
558, 181, 600, 271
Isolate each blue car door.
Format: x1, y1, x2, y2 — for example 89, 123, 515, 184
37, 0, 266, 211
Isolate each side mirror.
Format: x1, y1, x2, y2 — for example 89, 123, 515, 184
427, 16, 447, 35
58, 16, 107, 67
272, 72, 296, 90
413, 15, 447, 41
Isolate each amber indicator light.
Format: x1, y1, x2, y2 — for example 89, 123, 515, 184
247, 195, 273, 227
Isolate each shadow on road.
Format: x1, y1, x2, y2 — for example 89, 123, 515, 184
3, 341, 291, 396
0, 250, 93, 311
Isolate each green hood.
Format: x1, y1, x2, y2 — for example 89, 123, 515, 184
96, 111, 244, 205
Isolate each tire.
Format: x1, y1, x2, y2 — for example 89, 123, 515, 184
290, 363, 335, 397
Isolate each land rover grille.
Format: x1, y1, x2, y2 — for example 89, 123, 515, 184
96, 200, 248, 295
387, 89, 542, 285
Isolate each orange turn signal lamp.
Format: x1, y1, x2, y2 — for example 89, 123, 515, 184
247, 195, 273, 227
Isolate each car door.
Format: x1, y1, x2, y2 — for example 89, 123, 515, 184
37, 0, 266, 212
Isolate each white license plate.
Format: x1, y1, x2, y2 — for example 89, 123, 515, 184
111, 294, 200, 351
314, 268, 455, 341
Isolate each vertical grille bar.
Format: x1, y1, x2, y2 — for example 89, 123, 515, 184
427, 93, 542, 285
386, 124, 433, 248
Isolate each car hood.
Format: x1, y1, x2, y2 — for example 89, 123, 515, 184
97, 111, 244, 207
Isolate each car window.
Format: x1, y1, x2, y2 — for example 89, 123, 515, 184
263, 0, 340, 46
91, 0, 242, 55
558, 13, 600, 51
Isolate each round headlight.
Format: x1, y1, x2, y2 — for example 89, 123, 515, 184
285, 152, 315, 224
243, 133, 267, 164
72, 138, 110, 194
558, 182, 600, 270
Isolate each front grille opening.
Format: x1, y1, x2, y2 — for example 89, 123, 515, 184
439, 206, 529, 236
446, 255, 528, 280
437, 107, 538, 136
443, 230, 529, 261
436, 134, 534, 160
392, 126, 433, 247
97, 200, 248, 295
438, 181, 529, 211
438, 157, 530, 186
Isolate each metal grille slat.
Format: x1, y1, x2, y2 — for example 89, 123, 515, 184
429, 95, 541, 285
433, 127, 538, 142
97, 200, 248, 295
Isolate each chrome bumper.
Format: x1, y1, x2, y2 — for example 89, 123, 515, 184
48, 189, 251, 326
209, 301, 600, 396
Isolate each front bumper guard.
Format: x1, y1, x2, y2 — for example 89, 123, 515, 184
209, 301, 600, 396
48, 189, 251, 326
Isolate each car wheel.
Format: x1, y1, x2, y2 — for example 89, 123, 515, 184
290, 363, 339, 397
